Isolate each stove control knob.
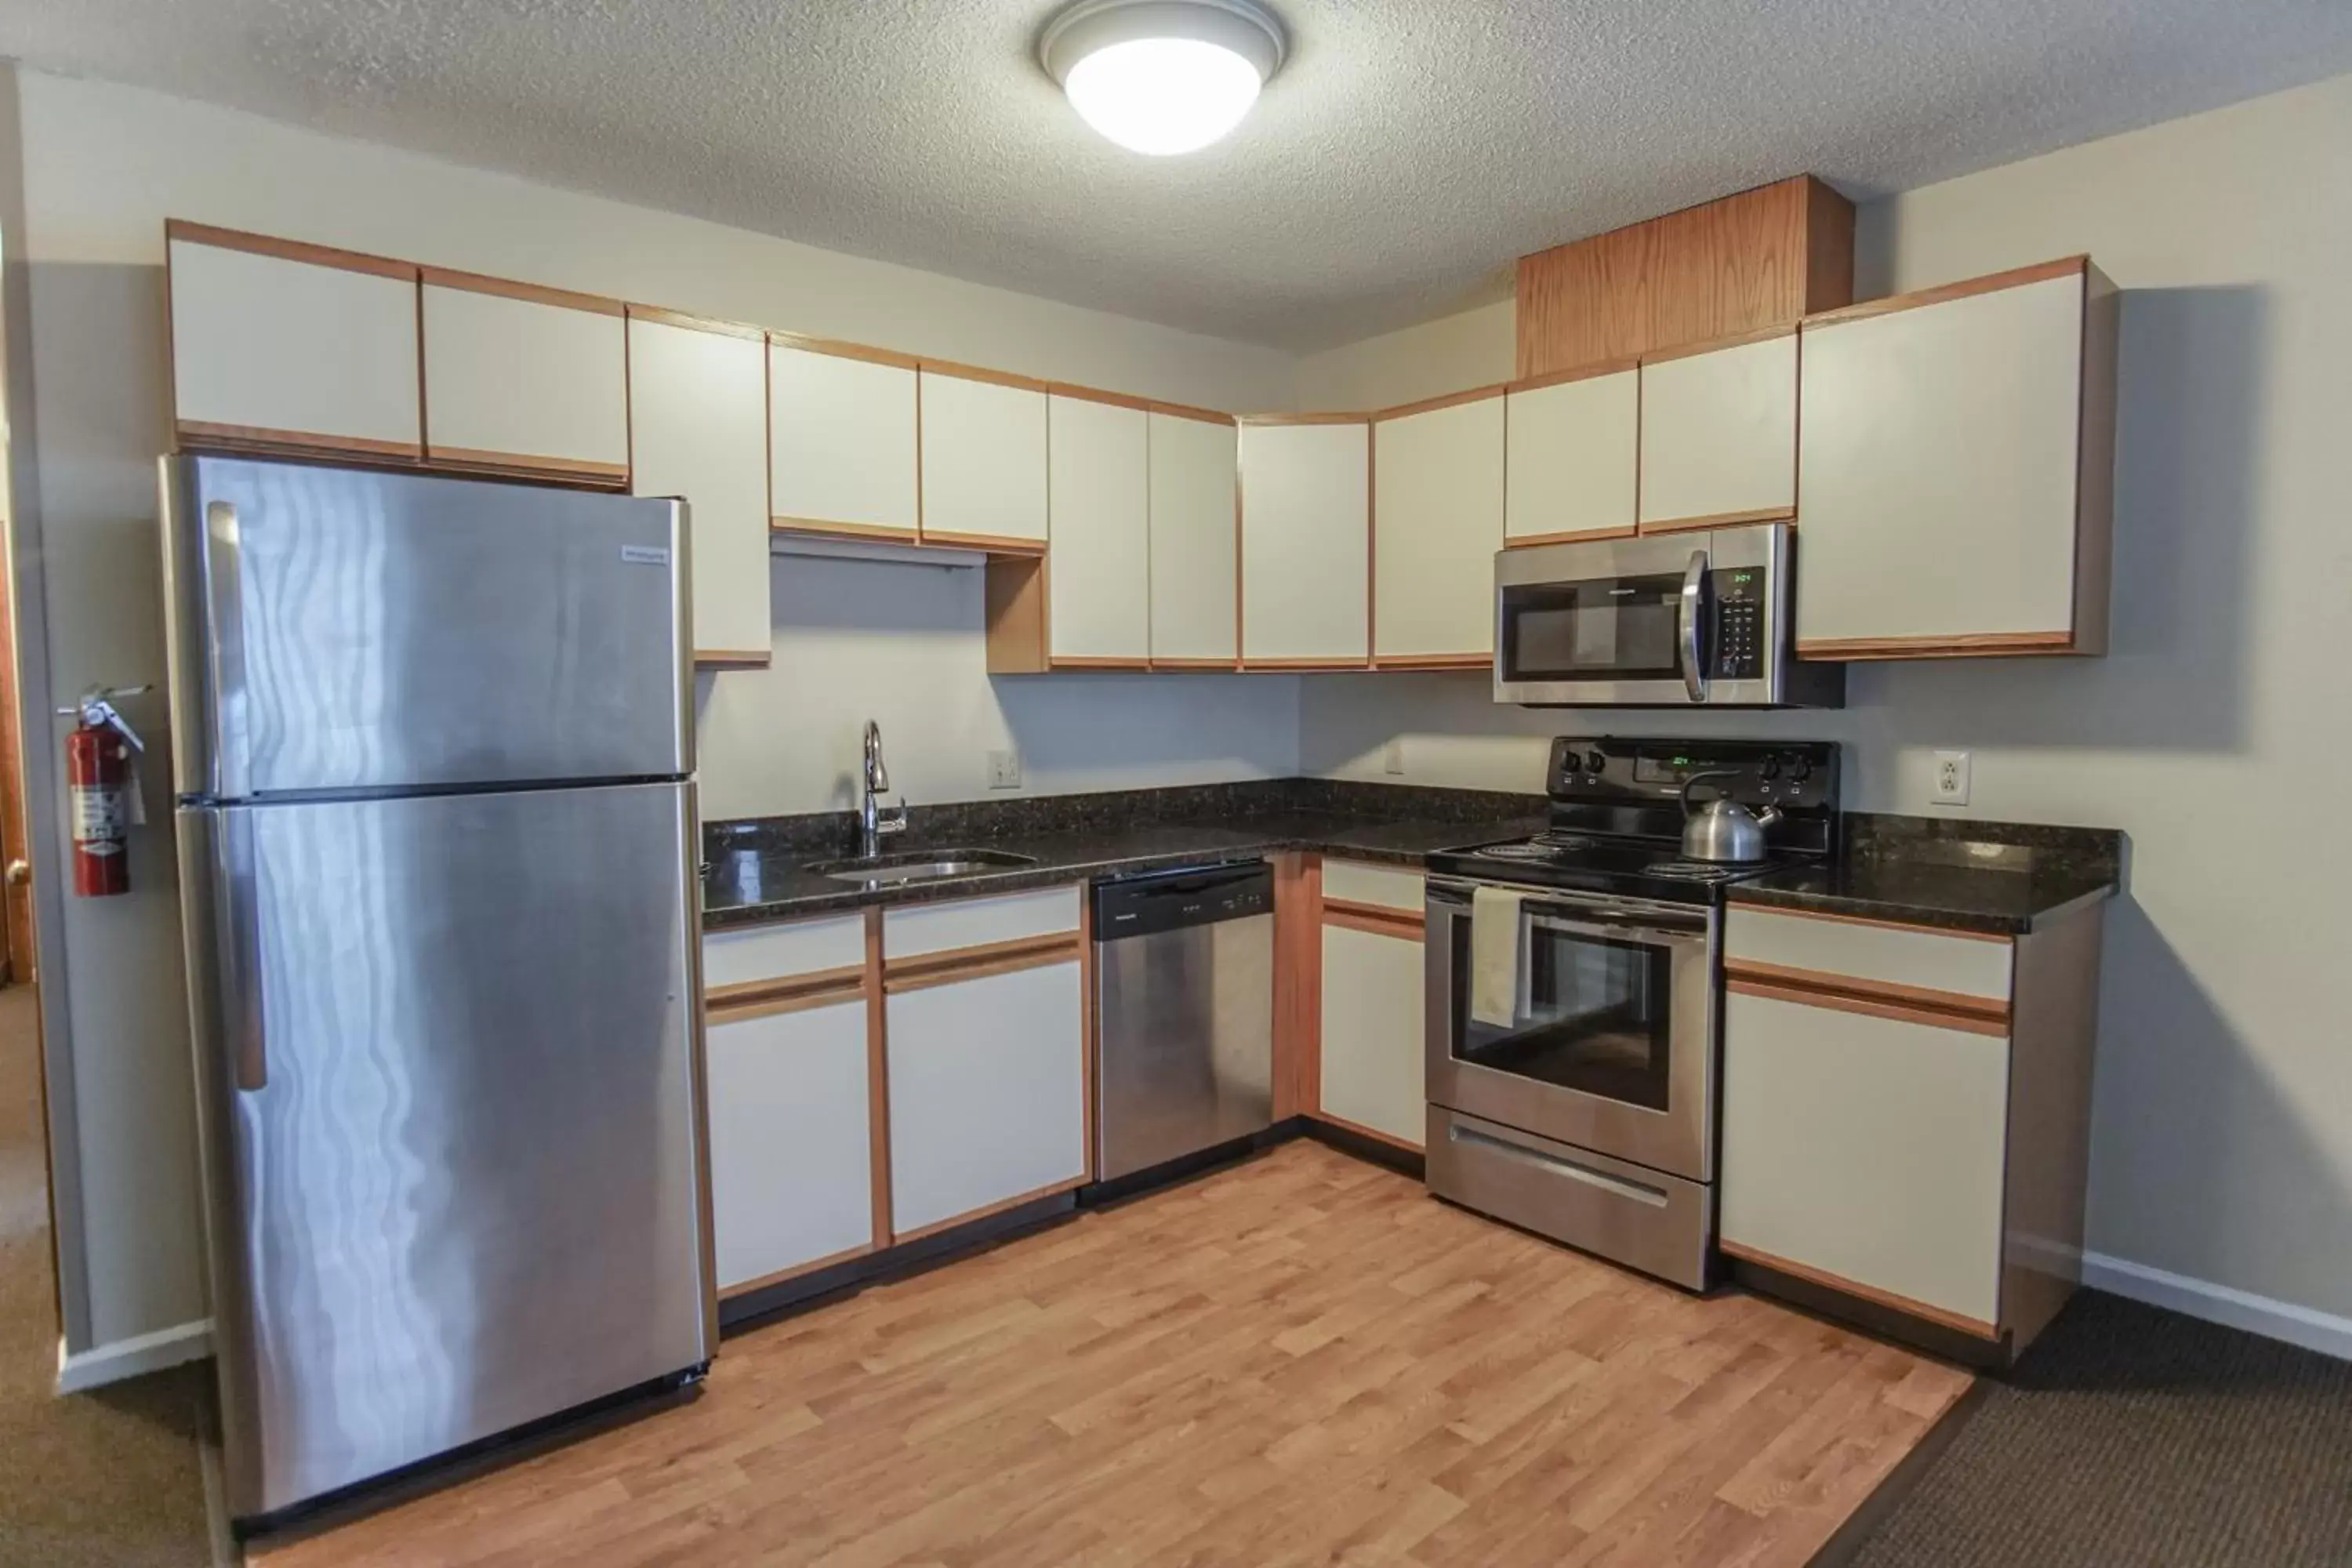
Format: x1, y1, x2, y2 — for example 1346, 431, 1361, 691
1756, 757, 1780, 780
1788, 757, 1813, 783
1584, 750, 1608, 775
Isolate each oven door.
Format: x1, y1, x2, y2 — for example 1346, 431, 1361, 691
1425, 878, 1718, 1181
1494, 534, 1710, 706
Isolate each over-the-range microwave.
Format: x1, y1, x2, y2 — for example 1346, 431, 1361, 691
1493, 523, 1845, 709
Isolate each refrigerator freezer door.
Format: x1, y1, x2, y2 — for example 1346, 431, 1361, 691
178, 782, 714, 1521
162, 455, 690, 800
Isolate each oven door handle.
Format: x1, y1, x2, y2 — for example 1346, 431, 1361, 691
1526, 909, 1708, 950
1679, 550, 1708, 703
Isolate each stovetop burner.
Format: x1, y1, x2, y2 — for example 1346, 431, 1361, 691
1468, 831, 1596, 864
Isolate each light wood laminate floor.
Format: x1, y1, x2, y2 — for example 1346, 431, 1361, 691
256, 1139, 1971, 1567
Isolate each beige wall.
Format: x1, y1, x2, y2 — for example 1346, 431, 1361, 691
1298, 73, 2352, 1341
10, 67, 1300, 1356
1293, 297, 1515, 411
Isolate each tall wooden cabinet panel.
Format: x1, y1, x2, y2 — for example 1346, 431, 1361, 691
1240, 420, 1370, 667
885, 960, 1087, 1236
769, 341, 920, 539
421, 274, 630, 483
1720, 988, 2009, 1333
1795, 259, 2115, 659
166, 223, 423, 459
919, 369, 1049, 548
1373, 393, 1504, 665
705, 998, 874, 1294
1636, 332, 1797, 532
1319, 923, 1425, 1149
1148, 411, 1239, 666
1046, 394, 1150, 663
1504, 366, 1639, 545
628, 313, 771, 666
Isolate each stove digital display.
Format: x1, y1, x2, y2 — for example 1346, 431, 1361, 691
1632, 753, 1711, 785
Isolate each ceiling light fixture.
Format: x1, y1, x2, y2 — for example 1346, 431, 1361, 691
1040, 0, 1288, 157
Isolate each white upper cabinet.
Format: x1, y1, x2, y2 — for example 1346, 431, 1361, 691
421, 273, 630, 481
628, 312, 771, 665
1637, 332, 1798, 532
1504, 366, 1639, 544
167, 223, 423, 458
1147, 411, 1239, 666
1795, 260, 2115, 658
1240, 420, 1370, 666
1373, 393, 1504, 662
769, 340, 920, 539
1046, 394, 1150, 664
919, 368, 1049, 547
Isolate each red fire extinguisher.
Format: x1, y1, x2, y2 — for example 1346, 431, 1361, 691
63, 685, 147, 898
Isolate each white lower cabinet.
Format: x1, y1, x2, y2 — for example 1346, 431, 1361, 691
887, 960, 1087, 1235
1719, 989, 2009, 1329
705, 998, 873, 1292
1319, 923, 1426, 1149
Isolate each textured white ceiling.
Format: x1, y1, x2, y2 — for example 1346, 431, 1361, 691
4, 0, 2348, 349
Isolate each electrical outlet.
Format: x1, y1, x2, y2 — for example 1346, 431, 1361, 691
987, 749, 1022, 790
1382, 738, 1406, 776
1933, 750, 1971, 807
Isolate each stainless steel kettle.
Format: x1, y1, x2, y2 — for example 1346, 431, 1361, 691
1679, 770, 1780, 863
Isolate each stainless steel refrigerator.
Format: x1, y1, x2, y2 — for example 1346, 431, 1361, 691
160, 454, 717, 1526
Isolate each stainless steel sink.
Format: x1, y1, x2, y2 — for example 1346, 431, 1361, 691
807, 848, 1039, 886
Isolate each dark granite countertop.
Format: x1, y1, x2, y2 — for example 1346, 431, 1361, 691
1728, 813, 2125, 935
701, 781, 1544, 929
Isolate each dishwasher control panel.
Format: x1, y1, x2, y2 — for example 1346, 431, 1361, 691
1093, 860, 1274, 940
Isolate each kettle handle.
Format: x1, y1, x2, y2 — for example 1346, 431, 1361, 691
1679, 769, 1741, 811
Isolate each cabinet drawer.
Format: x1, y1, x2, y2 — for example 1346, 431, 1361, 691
1322, 860, 1425, 914
702, 913, 866, 996
884, 886, 1081, 960
1725, 906, 2011, 1004
1720, 989, 2007, 1332
706, 997, 873, 1293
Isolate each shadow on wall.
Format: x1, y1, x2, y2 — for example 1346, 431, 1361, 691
2082, 895, 2351, 1324
1846, 283, 2267, 755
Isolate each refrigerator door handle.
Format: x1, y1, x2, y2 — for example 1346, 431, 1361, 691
204, 498, 252, 801
216, 810, 269, 1092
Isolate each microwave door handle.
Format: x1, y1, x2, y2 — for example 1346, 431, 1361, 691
1679, 550, 1708, 702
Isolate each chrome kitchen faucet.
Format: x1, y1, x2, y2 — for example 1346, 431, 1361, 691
859, 719, 908, 858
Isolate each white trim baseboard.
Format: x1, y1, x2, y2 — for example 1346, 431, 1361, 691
2082, 1250, 2352, 1363
55, 1319, 212, 1395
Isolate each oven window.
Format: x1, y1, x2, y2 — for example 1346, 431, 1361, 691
1449, 916, 1673, 1112
1499, 575, 1687, 682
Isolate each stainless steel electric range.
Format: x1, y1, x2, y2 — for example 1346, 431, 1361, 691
1421, 735, 1841, 1290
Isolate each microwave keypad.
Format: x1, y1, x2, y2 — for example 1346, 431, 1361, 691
1711, 569, 1764, 680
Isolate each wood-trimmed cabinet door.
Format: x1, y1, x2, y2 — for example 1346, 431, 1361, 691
1794, 260, 2115, 659
628, 314, 771, 666
166, 224, 423, 460
1147, 410, 1239, 666
1636, 332, 1797, 533
1373, 393, 1504, 666
1319, 921, 1425, 1149
885, 958, 1087, 1236
1046, 393, 1150, 664
768, 341, 920, 540
918, 368, 1048, 549
1719, 987, 2010, 1334
421, 274, 630, 484
1240, 420, 1370, 667
704, 996, 874, 1295
1504, 366, 1638, 546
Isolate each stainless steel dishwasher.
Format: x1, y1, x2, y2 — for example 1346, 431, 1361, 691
1093, 860, 1276, 1184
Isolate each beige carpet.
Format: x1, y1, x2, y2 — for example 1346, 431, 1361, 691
0, 982, 220, 1567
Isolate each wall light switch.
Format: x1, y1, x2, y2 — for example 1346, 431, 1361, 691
1382, 738, 1406, 776
987, 749, 1022, 789
1933, 750, 1971, 807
